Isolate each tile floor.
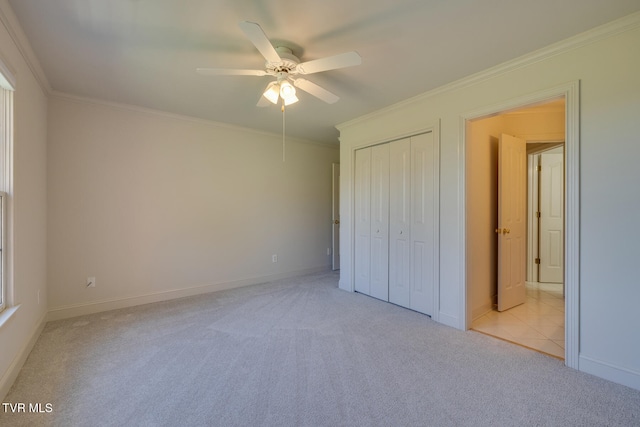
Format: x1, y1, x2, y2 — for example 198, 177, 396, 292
472, 282, 565, 359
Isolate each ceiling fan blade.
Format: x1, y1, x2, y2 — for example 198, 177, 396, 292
238, 21, 281, 64
295, 51, 361, 75
293, 78, 339, 104
196, 68, 267, 76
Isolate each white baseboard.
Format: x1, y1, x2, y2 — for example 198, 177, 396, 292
579, 355, 640, 391
437, 311, 460, 329
0, 310, 47, 401
47, 266, 330, 322
338, 277, 351, 292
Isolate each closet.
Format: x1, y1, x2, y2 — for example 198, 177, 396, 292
354, 131, 438, 316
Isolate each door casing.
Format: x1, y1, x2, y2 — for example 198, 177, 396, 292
332, 163, 340, 270
461, 81, 580, 369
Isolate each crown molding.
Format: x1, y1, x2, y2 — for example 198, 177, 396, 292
50, 91, 337, 148
0, 0, 51, 95
337, 11, 640, 132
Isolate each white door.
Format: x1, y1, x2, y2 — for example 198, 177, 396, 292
370, 144, 390, 301
497, 134, 527, 311
332, 163, 340, 270
410, 132, 435, 316
539, 149, 564, 283
354, 149, 371, 294
389, 138, 411, 308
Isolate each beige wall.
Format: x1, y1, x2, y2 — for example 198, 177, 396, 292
47, 96, 338, 318
338, 16, 640, 389
466, 115, 503, 320
0, 7, 48, 399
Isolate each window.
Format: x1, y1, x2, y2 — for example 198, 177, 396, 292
0, 191, 5, 312
0, 59, 14, 314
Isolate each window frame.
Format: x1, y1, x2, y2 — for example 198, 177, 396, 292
0, 57, 14, 314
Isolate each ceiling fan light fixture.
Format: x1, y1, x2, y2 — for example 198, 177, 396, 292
284, 94, 299, 106
197, 21, 362, 108
279, 80, 296, 100
263, 82, 280, 104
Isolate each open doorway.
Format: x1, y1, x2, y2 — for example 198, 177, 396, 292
466, 98, 566, 359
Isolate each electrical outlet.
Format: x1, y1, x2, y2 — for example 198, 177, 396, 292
87, 276, 96, 288
272, 254, 278, 263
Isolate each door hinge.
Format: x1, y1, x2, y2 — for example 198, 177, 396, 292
535, 258, 541, 264
536, 211, 541, 218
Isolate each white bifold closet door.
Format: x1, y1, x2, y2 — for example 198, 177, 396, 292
355, 144, 389, 300
354, 148, 372, 296
354, 132, 436, 316
406, 133, 436, 315
389, 137, 412, 308
369, 144, 390, 301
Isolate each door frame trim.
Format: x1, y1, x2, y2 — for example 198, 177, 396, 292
332, 162, 340, 271
529, 146, 565, 283
527, 142, 564, 283
348, 124, 440, 321
459, 81, 580, 369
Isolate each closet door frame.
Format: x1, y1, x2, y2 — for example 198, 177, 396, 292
349, 125, 440, 321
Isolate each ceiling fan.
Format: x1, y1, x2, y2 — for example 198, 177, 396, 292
197, 21, 362, 107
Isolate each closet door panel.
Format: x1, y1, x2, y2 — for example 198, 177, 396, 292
369, 144, 390, 301
354, 148, 372, 295
410, 133, 435, 315
389, 138, 411, 308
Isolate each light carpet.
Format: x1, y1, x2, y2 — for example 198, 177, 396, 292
1, 271, 639, 426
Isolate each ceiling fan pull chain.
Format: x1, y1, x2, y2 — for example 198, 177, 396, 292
281, 102, 286, 162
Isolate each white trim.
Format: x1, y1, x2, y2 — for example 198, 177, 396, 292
526, 154, 539, 282
0, 192, 5, 312
460, 81, 580, 369
346, 125, 442, 293
0, 0, 51, 94
432, 123, 441, 322
338, 11, 639, 133
0, 308, 46, 401
51, 91, 337, 148
0, 82, 11, 313
346, 124, 440, 319
564, 81, 580, 370
437, 312, 458, 329
580, 355, 640, 391
0, 302, 17, 328
458, 117, 467, 331
47, 266, 330, 321
0, 54, 15, 90
526, 141, 565, 282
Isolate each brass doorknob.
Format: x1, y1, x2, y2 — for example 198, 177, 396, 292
504, 228, 510, 234
333, 219, 340, 224
495, 228, 503, 234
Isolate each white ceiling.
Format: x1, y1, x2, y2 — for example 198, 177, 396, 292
8, 0, 640, 144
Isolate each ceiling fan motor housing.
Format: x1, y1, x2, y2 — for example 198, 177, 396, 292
267, 46, 300, 73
